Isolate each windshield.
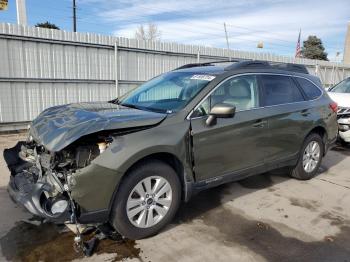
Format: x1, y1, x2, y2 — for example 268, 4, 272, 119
120, 72, 215, 113
330, 78, 350, 93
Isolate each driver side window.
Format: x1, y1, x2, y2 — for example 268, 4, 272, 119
191, 75, 259, 118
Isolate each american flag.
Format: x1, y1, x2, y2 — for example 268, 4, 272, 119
295, 29, 302, 58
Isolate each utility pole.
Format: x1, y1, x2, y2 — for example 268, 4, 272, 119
73, 0, 77, 32
224, 22, 231, 61
16, 0, 27, 25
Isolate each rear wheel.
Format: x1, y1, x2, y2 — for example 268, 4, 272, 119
290, 133, 324, 180
111, 160, 181, 239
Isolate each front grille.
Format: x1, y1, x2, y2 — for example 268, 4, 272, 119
337, 107, 350, 119
337, 107, 350, 115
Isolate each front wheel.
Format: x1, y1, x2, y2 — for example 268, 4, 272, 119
111, 160, 181, 239
290, 133, 324, 180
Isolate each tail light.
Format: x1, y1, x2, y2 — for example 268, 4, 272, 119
329, 102, 338, 113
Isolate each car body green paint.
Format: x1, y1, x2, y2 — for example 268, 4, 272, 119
5, 64, 338, 224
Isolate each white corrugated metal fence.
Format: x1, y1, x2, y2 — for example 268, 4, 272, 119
0, 23, 350, 129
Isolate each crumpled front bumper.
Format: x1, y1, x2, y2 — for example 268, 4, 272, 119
4, 142, 71, 223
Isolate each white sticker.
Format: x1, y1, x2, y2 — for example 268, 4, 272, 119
190, 75, 216, 81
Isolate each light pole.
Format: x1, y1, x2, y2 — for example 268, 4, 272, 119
16, 0, 27, 25
224, 22, 231, 61
73, 0, 77, 32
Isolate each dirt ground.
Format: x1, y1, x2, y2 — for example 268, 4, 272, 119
0, 133, 350, 262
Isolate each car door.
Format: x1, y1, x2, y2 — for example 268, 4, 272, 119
189, 74, 269, 182
259, 74, 311, 164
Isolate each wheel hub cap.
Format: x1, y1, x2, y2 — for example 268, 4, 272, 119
126, 176, 173, 228
303, 141, 321, 173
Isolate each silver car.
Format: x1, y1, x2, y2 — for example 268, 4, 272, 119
328, 77, 350, 143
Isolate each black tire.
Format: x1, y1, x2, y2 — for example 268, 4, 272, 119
290, 133, 324, 180
110, 160, 181, 239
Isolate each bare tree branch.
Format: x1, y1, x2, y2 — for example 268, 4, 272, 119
135, 23, 161, 41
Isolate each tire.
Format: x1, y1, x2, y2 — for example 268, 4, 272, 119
110, 160, 181, 239
290, 133, 324, 180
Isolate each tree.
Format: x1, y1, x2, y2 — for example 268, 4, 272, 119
35, 21, 60, 30
302, 35, 328, 61
135, 23, 161, 41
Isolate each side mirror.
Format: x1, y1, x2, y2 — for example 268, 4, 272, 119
206, 103, 236, 126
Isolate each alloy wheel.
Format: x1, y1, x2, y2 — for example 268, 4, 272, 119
126, 176, 173, 228
303, 141, 321, 173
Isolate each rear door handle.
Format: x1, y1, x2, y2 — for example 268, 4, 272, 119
252, 119, 267, 128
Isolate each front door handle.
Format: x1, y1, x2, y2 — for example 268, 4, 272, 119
252, 119, 267, 128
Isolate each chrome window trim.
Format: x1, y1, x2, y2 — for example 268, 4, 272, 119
186, 72, 324, 120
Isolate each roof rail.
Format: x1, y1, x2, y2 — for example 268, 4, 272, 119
174, 59, 248, 70
224, 60, 309, 74
175, 59, 309, 74
269, 62, 309, 74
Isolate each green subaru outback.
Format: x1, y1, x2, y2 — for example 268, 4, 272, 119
4, 60, 338, 240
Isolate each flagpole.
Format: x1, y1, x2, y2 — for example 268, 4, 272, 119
295, 29, 301, 58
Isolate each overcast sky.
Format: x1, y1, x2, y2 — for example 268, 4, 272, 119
0, 0, 349, 59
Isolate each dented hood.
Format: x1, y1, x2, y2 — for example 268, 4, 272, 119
30, 102, 167, 152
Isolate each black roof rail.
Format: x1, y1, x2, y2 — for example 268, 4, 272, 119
174, 59, 249, 70
224, 60, 270, 70
224, 60, 309, 74
175, 62, 213, 70
269, 62, 309, 74
175, 59, 309, 75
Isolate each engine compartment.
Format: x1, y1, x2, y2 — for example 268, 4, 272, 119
4, 133, 113, 223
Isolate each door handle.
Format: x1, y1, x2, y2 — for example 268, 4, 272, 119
301, 109, 310, 117
252, 119, 267, 128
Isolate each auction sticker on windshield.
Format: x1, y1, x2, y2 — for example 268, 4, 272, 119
190, 75, 216, 81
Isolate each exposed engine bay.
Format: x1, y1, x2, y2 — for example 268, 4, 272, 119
3, 101, 168, 255
4, 133, 112, 223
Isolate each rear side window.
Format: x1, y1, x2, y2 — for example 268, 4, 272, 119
295, 77, 322, 100
261, 75, 305, 106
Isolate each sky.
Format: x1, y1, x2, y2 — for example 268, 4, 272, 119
0, 0, 349, 60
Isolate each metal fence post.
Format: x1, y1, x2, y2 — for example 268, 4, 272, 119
197, 47, 200, 63
114, 41, 119, 98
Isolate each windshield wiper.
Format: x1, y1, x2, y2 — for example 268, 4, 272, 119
108, 98, 120, 105
122, 103, 167, 114
121, 103, 142, 110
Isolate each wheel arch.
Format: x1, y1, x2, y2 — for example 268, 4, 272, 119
306, 125, 328, 155
107, 151, 193, 218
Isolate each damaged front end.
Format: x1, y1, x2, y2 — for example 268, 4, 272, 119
4, 133, 111, 224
